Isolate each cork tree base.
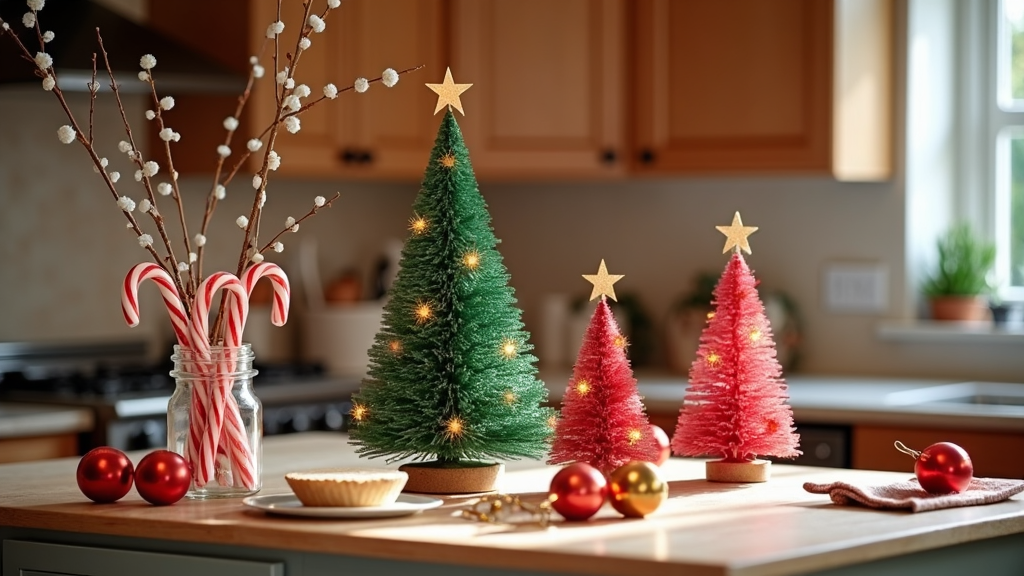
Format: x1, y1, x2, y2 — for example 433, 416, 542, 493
399, 461, 504, 494
705, 459, 771, 483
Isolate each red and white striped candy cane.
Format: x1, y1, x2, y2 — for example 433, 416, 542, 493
189, 272, 253, 487
240, 262, 291, 327
190, 272, 248, 353
180, 345, 213, 480
209, 263, 289, 487
122, 263, 208, 480
121, 263, 191, 348
220, 407, 256, 488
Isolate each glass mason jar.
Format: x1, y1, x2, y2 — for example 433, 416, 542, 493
168, 344, 262, 499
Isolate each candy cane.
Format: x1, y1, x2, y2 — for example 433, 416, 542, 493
190, 272, 253, 487
188, 363, 252, 489
121, 264, 258, 489
208, 263, 288, 488
121, 263, 190, 347
240, 262, 291, 327
190, 272, 249, 354
191, 272, 250, 486
220, 408, 256, 488
122, 263, 208, 481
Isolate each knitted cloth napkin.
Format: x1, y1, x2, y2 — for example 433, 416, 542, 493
803, 478, 1024, 512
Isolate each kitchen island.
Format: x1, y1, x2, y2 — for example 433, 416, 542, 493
2, 432, 1024, 576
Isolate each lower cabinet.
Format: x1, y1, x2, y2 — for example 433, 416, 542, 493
646, 409, 1024, 478
852, 426, 1024, 479
2, 541, 284, 576
0, 434, 77, 464
1, 535, 574, 576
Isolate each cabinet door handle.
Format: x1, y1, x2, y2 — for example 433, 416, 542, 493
600, 149, 618, 165
339, 149, 358, 164
358, 150, 374, 165
639, 149, 656, 164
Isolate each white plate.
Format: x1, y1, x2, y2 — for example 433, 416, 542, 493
242, 493, 443, 518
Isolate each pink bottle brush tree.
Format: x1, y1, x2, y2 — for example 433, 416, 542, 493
671, 213, 800, 482
549, 260, 659, 474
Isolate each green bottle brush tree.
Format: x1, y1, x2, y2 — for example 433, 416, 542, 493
349, 105, 553, 493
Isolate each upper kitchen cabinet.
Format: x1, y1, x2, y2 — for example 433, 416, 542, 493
631, 0, 892, 181
156, 0, 889, 181
451, 0, 627, 179
330, 0, 446, 180
151, 0, 444, 179
246, 0, 445, 179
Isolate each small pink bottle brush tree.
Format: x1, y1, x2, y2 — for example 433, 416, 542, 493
548, 260, 659, 474
671, 213, 801, 465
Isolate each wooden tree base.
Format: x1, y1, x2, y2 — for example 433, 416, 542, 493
706, 459, 771, 483
399, 461, 504, 494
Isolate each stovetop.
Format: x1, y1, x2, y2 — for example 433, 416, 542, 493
0, 340, 364, 450
0, 339, 362, 415
1, 364, 172, 398
0, 360, 329, 399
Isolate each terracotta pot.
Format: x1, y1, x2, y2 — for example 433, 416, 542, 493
929, 296, 990, 322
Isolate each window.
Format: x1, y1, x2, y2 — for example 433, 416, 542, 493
996, 0, 1024, 298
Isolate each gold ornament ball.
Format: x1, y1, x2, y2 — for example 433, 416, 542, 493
608, 461, 668, 518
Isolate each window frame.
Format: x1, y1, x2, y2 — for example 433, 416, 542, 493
989, 0, 1024, 300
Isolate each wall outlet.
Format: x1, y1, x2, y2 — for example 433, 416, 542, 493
822, 262, 889, 314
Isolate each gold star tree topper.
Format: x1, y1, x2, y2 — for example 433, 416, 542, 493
716, 212, 759, 254
426, 67, 473, 115
583, 259, 624, 301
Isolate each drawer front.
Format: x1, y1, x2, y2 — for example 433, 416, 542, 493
3, 541, 284, 576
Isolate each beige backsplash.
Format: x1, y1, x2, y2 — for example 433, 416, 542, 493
1, 88, 1021, 382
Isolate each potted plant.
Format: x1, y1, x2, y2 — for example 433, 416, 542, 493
922, 224, 996, 321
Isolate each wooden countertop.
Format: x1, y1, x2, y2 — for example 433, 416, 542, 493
2, 432, 1024, 576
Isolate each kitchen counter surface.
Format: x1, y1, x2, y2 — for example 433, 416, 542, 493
0, 402, 93, 439
540, 372, 1024, 432
3, 432, 1024, 576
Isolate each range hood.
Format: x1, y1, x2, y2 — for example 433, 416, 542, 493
0, 0, 245, 93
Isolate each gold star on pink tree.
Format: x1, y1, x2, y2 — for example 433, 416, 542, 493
716, 211, 759, 254
582, 259, 624, 302
426, 67, 473, 115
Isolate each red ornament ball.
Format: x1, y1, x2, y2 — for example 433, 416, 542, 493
650, 424, 671, 466
915, 442, 974, 494
548, 462, 607, 521
134, 450, 191, 505
76, 446, 134, 503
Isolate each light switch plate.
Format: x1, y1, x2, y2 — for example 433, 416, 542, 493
822, 262, 889, 314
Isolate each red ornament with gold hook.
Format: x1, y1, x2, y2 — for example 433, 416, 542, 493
895, 441, 974, 494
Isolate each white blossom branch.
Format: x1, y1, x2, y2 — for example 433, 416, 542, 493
88, 54, 97, 145
2, 0, 414, 333
235, 0, 318, 279
0, 20, 184, 299
141, 73, 195, 293
258, 192, 340, 255
195, 39, 269, 283
216, 64, 424, 191
95, 32, 188, 298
